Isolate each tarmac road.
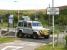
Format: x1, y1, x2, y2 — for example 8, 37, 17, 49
0, 36, 57, 50
0, 28, 57, 50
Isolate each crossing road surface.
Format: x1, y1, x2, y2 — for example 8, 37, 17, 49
0, 28, 57, 50
0, 37, 57, 50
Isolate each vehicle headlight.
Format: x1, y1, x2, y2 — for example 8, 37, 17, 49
39, 30, 49, 35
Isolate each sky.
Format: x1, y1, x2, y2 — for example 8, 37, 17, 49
0, 0, 67, 10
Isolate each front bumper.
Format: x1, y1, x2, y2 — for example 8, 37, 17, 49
39, 30, 49, 36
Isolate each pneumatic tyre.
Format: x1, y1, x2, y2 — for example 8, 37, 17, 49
17, 30, 24, 38
32, 33, 39, 39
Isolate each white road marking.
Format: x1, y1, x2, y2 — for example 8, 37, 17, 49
26, 42, 39, 46
1, 46, 23, 50
1, 42, 39, 50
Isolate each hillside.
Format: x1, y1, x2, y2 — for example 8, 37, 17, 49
0, 5, 67, 26
59, 5, 67, 10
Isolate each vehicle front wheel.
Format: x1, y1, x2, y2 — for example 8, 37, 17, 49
32, 33, 39, 39
17, 30, 24, 38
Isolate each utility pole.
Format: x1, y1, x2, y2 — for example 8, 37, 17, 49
48, 4, 50, 26
13, 0, 20, 38
52, 0, 55, 48
18, 10, 19, 22
47, 0, 59, 48
35, 10, 38, 20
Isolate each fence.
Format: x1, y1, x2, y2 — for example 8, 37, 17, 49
0, 28, 17, 38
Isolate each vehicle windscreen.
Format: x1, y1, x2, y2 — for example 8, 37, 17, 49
32, 22, 42, 26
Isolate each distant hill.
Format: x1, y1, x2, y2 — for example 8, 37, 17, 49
59, 5, 67, 10
58, 5, 67, 15
0, 5, 67, 15
0, 5, 67, 26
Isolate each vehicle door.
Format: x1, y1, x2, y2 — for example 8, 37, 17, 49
23, 22, 33, 34
27, 22, 33, 34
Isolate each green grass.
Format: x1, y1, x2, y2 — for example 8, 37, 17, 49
35, 44, 67, 50
0, 37, 16, 43
0, 22, 8, 28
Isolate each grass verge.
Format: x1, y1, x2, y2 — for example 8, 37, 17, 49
35, 44, 67, 50
0, 37, 16, 43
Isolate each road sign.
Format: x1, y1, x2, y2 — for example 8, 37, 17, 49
8, 15, 13, 24
47, 7, 59, 15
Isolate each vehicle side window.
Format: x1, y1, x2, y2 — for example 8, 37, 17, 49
28, 23, 31, 28
18, 22, 22, 27
24, 22, 27, 27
